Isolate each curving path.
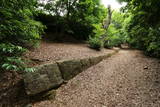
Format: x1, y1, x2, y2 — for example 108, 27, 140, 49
33, 50, 160, 107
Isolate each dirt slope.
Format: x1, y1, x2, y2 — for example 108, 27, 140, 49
25, 41, 114, 66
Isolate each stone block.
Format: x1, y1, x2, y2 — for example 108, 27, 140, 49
57, 59, 83, 80
23, 63, 63, 95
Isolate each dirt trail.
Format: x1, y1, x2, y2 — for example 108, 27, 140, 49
33, 50, 160, 107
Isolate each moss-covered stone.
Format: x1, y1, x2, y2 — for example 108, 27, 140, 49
37, 63, 63, 85
23, 63, 63, 95
57, 59, 83, 80
80, 58, 91, 70
89, 56, 103, 65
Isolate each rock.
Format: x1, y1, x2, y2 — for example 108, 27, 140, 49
144, 66, 148, 69
57, 54, 110, 80
57, 59, 83, 80
37, 63, 63, 85
89, 56, 103, 65
80, 58, 91, 70
23, 63, 63, 95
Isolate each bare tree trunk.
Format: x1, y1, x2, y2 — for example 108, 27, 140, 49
103, 5, 112, 30
100, 5, 113, 41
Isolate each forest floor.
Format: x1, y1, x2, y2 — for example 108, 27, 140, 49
33, 49, 160, 107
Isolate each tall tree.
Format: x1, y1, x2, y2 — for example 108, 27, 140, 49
100, 5, 113, 41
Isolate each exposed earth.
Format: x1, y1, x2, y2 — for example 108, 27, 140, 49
24, 41, 114, 66
33, 50, 160, 107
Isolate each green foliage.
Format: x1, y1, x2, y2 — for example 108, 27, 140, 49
0, 43, 35, 72
104, 34, 125, 48
119, 0, 160, 57
92, 24, 106, 37
0, 10, 44, 47
0, 0, 45, 72
144, 28, 160, 57
88, 10, 128, 49
88, 36, 103, 50
88, 23, 106, 50
100, 11, 126, 48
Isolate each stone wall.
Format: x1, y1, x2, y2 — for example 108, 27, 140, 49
23, 51, 117, 96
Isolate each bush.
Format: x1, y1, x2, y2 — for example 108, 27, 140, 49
0, 44, 35, 72
0, 0, 45, 72
104, 41, 113, 49
104, 34, 126, 48
88, 37, 103, 50
145, 28, 160, 57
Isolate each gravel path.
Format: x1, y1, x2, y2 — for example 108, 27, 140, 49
33, 50, 160, 107
25, 41, 114, 66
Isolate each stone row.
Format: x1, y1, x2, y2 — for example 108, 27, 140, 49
23, 53, 115, 96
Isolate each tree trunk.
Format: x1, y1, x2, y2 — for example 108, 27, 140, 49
100, 5, 113, 41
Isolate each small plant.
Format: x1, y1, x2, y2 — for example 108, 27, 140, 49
88, 36, 103, 50
0, 43, 35, 72
104, 40, 113, 49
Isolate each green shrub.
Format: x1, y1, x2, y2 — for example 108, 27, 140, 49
88, 37, 103, 50
104, 34, 126, 48
0, 0, 45, 72
0, 43, 35, 72
104, 41, 113, 48
145, 28, 160, 57
0, 43, 26, 72
119, 0, 160, 57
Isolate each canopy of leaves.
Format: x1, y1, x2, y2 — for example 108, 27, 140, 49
38, 0, 107, 40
